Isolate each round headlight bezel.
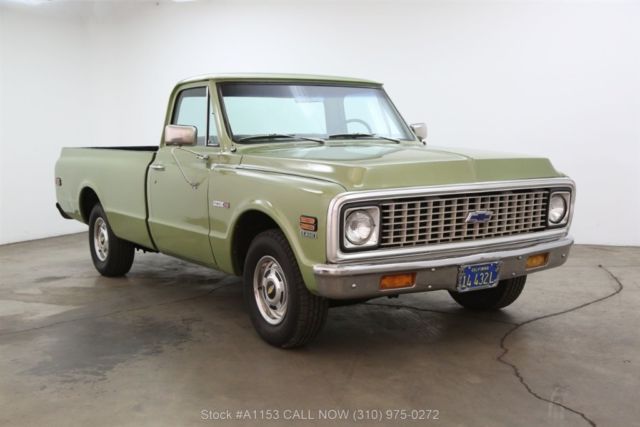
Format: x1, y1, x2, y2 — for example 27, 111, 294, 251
548, 192, 569, 225
343, 206, 380, 249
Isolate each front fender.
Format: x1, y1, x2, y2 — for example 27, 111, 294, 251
208, 166, 345, 292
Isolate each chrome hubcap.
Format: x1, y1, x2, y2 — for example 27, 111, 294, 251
93, 217, 109, 262
253, 256, 288, 325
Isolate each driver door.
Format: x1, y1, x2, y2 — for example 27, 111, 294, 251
148, 85, 218, 266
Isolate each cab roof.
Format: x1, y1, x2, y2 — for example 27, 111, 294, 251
177, 73, 382, 86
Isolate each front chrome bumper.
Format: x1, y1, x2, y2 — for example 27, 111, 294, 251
313, 237, 573, 299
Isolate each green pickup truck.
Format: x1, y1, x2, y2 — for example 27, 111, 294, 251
55, 73, 575, 347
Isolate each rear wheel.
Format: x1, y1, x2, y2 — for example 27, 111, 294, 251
88, 204, 135, 277
448, 276, 527, 310
243, 229, 328, 348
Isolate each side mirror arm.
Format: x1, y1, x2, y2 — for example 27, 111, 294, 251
173, 146, 209, 161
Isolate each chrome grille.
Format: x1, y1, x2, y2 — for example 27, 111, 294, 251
379, 189, 550, 248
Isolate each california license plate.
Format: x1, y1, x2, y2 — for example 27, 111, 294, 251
457, 262, 501, 292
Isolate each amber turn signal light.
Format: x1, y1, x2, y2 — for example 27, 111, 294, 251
380, 273, 416, 290
526, 253, 549, 269
299, 215, 317, 232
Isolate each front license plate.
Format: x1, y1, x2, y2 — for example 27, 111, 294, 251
457, 262, 501, 292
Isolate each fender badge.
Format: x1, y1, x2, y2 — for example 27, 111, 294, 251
301, 230, 317, 239
212, 200, 230, 209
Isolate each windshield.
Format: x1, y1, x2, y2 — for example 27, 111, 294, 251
219, 83, 415, 142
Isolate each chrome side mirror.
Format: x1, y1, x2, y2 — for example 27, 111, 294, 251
164, 125, 197, 146
410, 123, 427, 142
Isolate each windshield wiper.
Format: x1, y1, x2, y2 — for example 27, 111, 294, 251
327, 133, 401, 144
236, 133, 325, 144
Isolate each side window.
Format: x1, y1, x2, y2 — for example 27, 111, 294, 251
172, 87, 219, 146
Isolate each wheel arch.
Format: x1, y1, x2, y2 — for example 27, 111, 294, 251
79, 186, 101, 224
230, 208, 284, 276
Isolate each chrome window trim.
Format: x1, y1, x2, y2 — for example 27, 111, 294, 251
171, 85, 209, 147
326, 177, 576, 263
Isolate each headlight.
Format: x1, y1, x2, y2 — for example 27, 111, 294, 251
548, 192, 570, 225
343, 207, 380, 249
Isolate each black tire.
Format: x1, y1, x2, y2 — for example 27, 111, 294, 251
448, 275, 527, 310
88, 204, 135, 277
243, 229, 328, 348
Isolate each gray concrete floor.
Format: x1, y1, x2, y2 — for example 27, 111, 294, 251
0, 234, 638, 427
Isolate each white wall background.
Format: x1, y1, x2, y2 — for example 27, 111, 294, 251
1, 0, 639, 246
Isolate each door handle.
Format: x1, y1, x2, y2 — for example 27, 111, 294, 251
150, 163, 165, 171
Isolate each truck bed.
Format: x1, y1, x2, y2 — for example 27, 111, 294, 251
81, 146, 159, 152
55, 147, 157, 249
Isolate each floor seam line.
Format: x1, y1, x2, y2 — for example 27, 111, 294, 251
495, 264, 624, 427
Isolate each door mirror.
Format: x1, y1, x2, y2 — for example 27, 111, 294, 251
164, 125, 197, 146
410, 122, 427, 142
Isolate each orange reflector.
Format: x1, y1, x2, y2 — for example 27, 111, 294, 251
300, 215, 317, 225
380, 273, 416, 290
526, 253, 549, 269
299, 215, 318, 232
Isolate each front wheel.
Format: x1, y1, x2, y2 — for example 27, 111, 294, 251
88, 204, 135, 277
448, 275, 527, 310
243, 229, 328, 348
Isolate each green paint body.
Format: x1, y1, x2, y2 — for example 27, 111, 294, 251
54, 74, 565, 292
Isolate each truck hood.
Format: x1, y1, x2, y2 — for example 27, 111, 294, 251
239, 143, 563, 191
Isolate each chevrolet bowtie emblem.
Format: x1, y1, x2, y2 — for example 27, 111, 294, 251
465, 210, 493, 224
